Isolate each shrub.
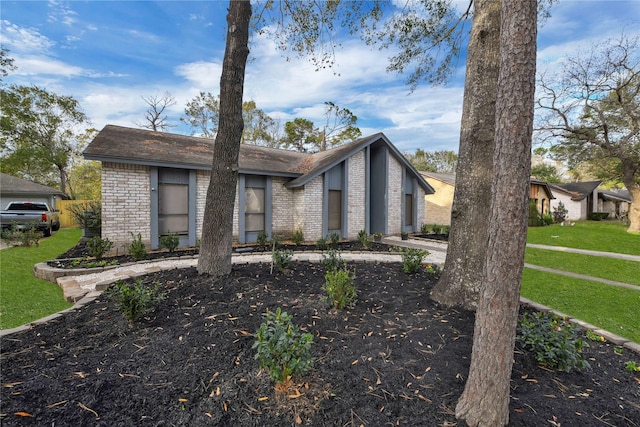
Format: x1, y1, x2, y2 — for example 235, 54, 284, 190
625, 361, 640, 372
357, 229, 370, 249
517, 311, 590, 372
106, 279, 165, 323
256, 230, 268, 248
441, 225, 450, 236
67, 201, 101, 233
432, 224, 442, 234
128, 232, 147, 260
552, 202, 568, 223
401, 247, 428, 274
324, 267, 357, 309
290, 229, 304, 245
86, 236, 113, 259
322, 249, 343, 272
1, 222, 42, 247
420, 223, 431, 234
316, 236, 328, 251
159, 232, 179, 252
588, 212, 609, 221
328, 232, 340, 246
528, 200, 541, 226
541, 212, 554, 226
272, 248, 293, 272
253, 307, 314, 385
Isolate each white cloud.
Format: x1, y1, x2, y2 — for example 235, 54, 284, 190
12, 56, 84, 77
0, 21, 56, 53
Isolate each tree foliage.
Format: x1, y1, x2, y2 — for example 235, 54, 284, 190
404, 149, 458, 173
530, 163, 562, 183
0, 84, 88, 195
536, 34, 640, 232
181, 91, 220, 138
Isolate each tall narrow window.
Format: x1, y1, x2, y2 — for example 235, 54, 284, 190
245, 187, 265, 232
158, 183, 188, 235
405, 193, 413, 227
328, 190, 342, 231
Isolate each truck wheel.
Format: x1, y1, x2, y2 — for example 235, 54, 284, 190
43, 225, 52, 237
52, 222, 60, 231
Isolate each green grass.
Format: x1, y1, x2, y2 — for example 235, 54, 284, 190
521, 268, 640, 343
0, 228, 81, 329
527, 221, 640, 255
525, 248, 640, 287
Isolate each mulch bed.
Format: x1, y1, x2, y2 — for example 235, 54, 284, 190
2, 251, 639, 426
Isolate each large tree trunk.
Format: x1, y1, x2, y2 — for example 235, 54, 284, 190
455, 1, 537, 425
430, 0, 500, 311
625, 184, 640, 233
197, 0, 251, 277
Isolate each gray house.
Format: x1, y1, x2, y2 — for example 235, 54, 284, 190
0, 173, 66, 210
84, 125, 434, 251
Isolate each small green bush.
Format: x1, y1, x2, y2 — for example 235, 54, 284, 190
625, 361, 640, 372
441, 225, 450, 236
357, 229, 370, 249
328, 232, 340, 246
290, 229, 304, 245
1, 222, 42, 247
106, 279, 165, 323
272, 248, 293, 272
253, 307, 314, 384
316, 236, 328, 251
541, 213, 554, 226
517, 311, 590, 372
86, 236, 113, 259
159, 232, 179, 252
401, 247, 428, 274
420, 223, 431, 234
256, 230, 268, 248
128, 232, 147, 260
431, 224, 442, 234
588, 212, 609, 221
324, 267, 357, 309
322, 249, 343, 272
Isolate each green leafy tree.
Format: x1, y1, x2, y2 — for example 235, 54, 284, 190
404, 149, 458, 172
536, 34, 640, 232
181, 91, 220, 138
281, 118, 321, 152
241, 100, 278, 146
0, 85, 88, 195
530, 163, 562, 183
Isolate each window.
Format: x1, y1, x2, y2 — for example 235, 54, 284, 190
405, 194, 413, 227
245, 187, 265, 232
158, 183, 188, 235
328, 190, 342, 230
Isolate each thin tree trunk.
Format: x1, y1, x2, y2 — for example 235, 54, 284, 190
455, 1, 537, 425
430, 0, 500, 311
197, 0, 251, 277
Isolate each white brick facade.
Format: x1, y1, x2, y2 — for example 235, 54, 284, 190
300, 176, 324, 240
101, 162, 151, 254
272, 177, 294, 237
387, 155, 403, 234
347, 151, 366, 239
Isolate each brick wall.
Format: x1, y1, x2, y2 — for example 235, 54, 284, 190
416, 187, 426, 228
423, 179, 454, 226
272, 177, 294, 237
388, 156, 402, 234
347, 150, 366, 239
102, 162, 151, 254
301, 176, 323, 240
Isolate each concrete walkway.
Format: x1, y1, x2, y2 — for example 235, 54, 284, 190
2, 237, 639, 354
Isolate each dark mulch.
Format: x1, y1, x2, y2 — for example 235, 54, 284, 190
413, 233, 450, 242
2, 259, 639, 426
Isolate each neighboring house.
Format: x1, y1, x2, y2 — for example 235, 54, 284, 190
598, 189, 631, 219
548, 181, 601, 220
420, 172, 455, 226
0, 173, 66, 210
529, 179, 555, 216
419, 173, 554, 226
83, 125, 434, 251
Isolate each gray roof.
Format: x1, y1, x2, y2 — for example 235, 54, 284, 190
84, 125, 434, 194
420, 171, 456, 186
0, 173, 66, 197
548, 181, 601, 201
599, 189, 631, 203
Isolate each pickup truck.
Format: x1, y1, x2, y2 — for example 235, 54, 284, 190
0, 201, 61, 237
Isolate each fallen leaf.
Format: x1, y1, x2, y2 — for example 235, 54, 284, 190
515, 409, 524, 413
296, 414, 302, 424
14, 412, 33, 417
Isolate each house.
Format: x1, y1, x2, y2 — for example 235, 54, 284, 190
0, 173, 66, 210
420, 173, 554, 226
529, 179, 555, 217
420, 172, 455, 226
548, 181, 601, 220
83, 125, 434, 251
598, 189, 631, 220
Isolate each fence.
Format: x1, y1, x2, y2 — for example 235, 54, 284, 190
57, 200, 98, 228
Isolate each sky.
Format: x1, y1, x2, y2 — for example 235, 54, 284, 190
1, 0, 639, 154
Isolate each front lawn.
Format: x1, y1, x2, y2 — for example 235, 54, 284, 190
0, 228, 81, 329
527, 221, 640, 255
521, 268, 640, 343
524, 248, 640, 287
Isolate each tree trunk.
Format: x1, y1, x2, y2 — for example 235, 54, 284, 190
197, 0, 251, 277
430, 0, 500, 311
625, 183, 640, 233
455, 1, 537, 426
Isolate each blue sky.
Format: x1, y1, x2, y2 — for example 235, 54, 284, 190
1, 1, 639, 154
